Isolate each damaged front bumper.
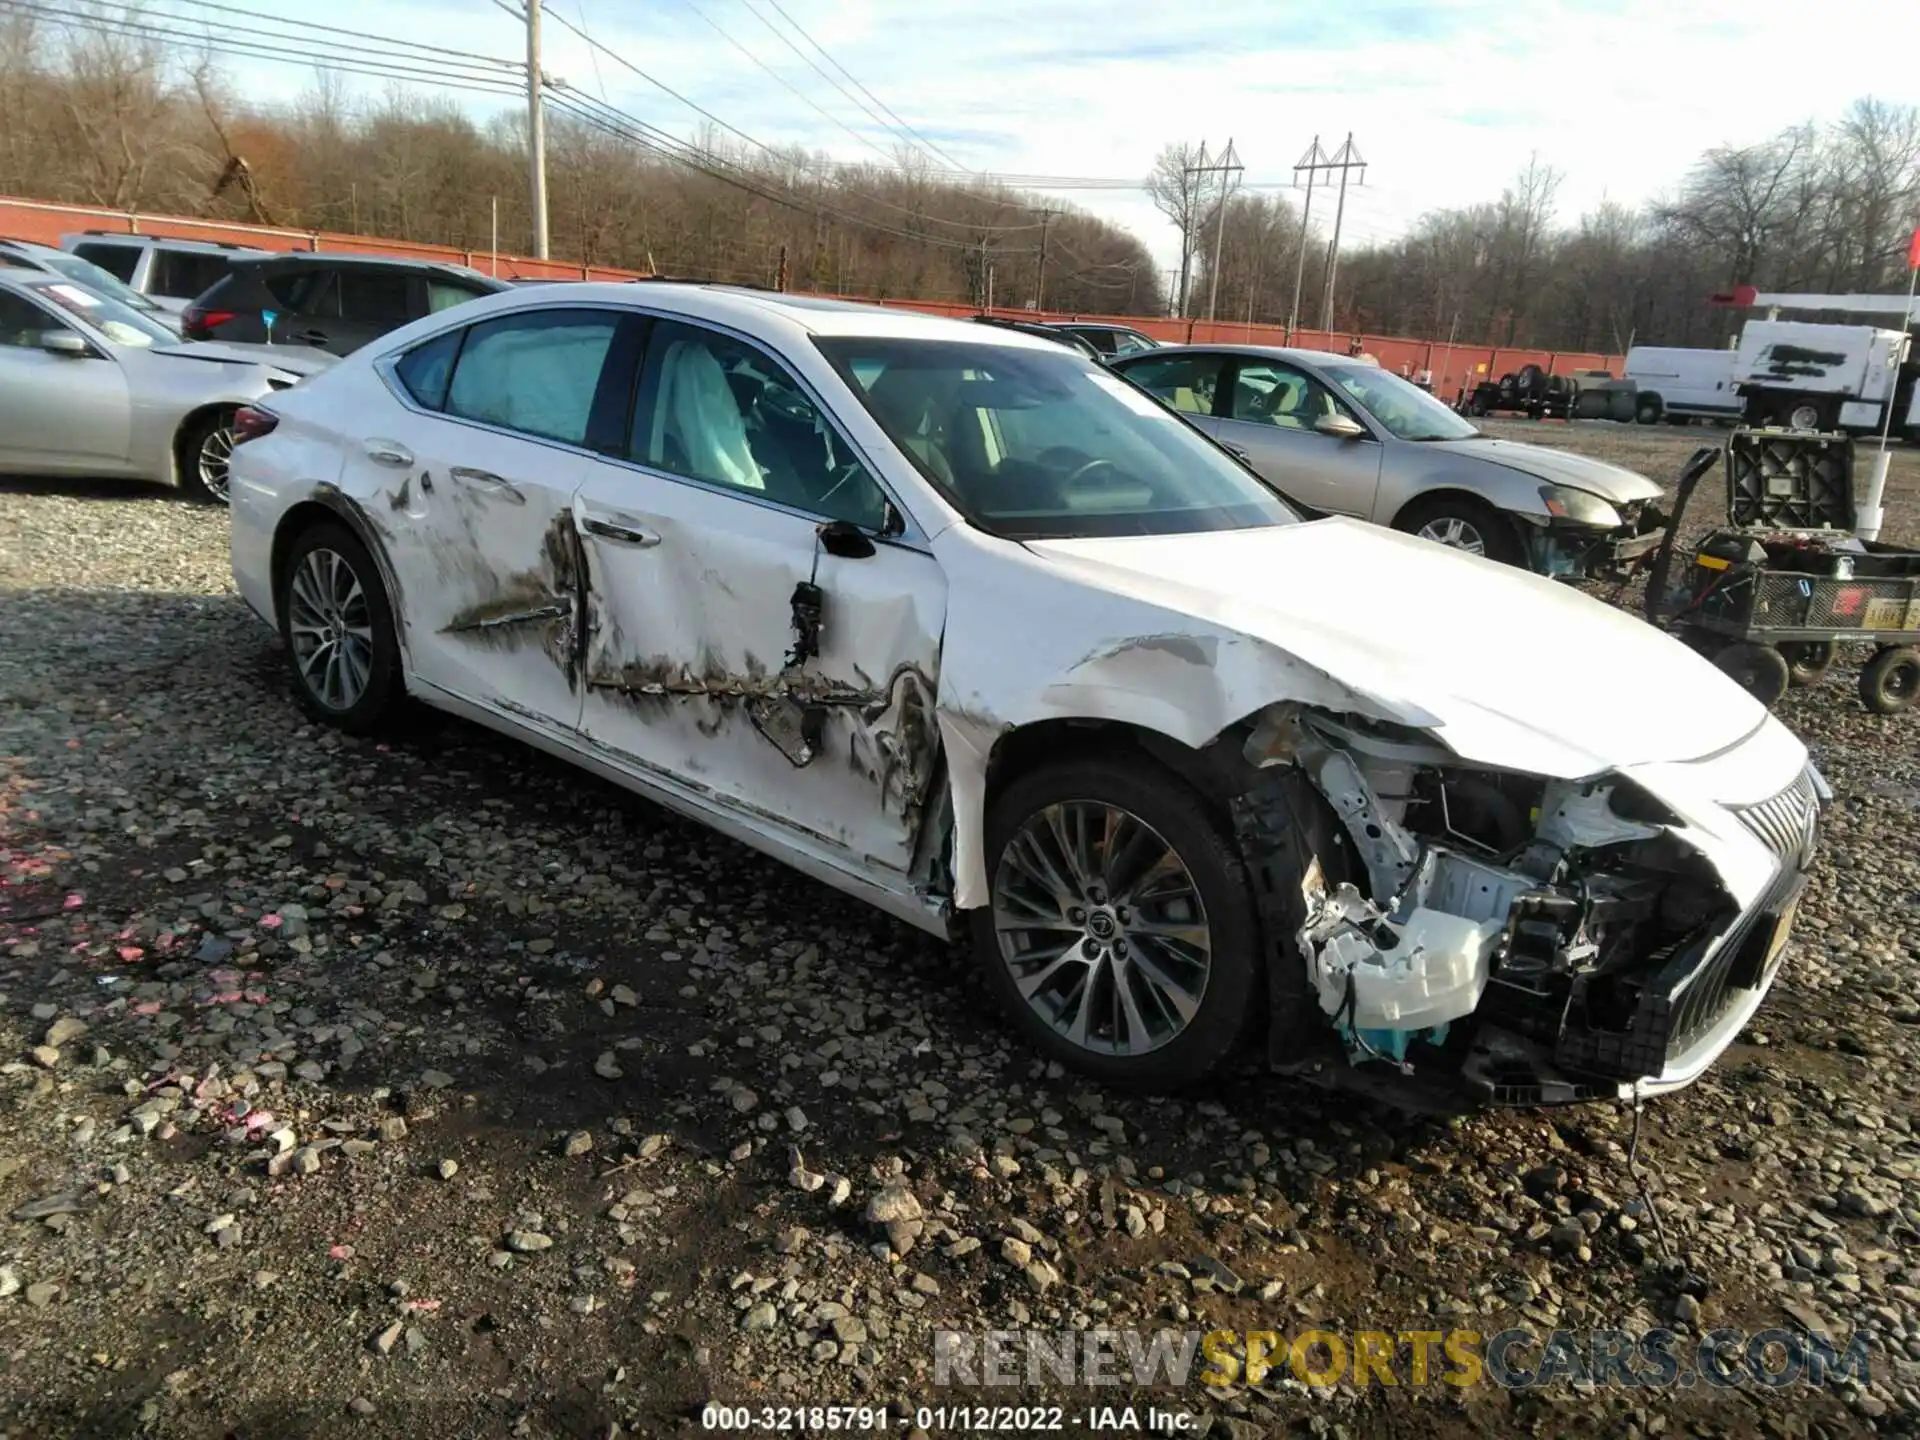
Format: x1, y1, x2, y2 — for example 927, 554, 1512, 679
1525, 501, 1669, 581
1231, 708, 1819, 1111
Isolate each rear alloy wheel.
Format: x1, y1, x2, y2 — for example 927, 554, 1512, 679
1713, 642, 1790, 707
972, 757, 1261, 1088
1778, 640, 1835, 688
1394, 495, 1522, 567
1860, 645, 1920, 715
177, 407, 238, 505
277, 523, 402, 733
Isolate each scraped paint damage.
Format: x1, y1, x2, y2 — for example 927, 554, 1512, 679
438, 515, 940, 834
439, 513, 588, 686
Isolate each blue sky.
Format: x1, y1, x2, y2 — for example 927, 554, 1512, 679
202, 0, 1920, 267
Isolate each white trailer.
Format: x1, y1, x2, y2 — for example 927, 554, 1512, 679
1623, 346, 1740, 423
1732, 320, 1917, 433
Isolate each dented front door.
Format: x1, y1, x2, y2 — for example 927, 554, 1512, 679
572, 320, 946, 875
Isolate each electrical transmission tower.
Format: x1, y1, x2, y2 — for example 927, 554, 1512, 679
1286, 133, 1365, 340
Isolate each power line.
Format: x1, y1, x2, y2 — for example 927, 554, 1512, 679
44, 0, 524, 77
15, 3, 527, 98
739, 0, 968, 174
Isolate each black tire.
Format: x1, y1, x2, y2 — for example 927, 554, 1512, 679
276, 522, 404, 734
1779, 641, 1835, 688
1713, 642, 1790, 706
175, 406, 239, 505
1392, 494, 1523, 566
970, 755, 1263, 1089
1635, 395, 1663, 425
1860, 646, 1920, 715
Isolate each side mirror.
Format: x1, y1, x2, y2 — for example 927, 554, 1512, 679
40, 331, 90, 357
1315, 413, 1366, 439
818, 518, 876, 560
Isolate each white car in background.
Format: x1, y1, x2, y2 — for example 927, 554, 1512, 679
0, 271, 332, 502
227, 283, 1818, 1109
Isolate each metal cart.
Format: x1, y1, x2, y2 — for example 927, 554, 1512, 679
1643, 428, 1920, 713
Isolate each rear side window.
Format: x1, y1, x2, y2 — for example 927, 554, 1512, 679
444, 309, 619, 445
151, 250, 232, 299
393, 328, 463, 411
74, 242, 138, 281
264, 269, 337, 315
337, 269, 413, 324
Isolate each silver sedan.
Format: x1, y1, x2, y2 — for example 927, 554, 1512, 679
0, 271, 332, 503
1110, 343, 1666, 578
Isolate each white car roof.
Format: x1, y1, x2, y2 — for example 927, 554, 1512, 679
440, 280, 1067, 351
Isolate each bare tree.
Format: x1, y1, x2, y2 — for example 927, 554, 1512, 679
1145, 140, 1210, 317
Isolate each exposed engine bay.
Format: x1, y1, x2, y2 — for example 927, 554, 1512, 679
1232, 706, 1783, 1109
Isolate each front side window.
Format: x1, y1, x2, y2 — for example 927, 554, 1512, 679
427, 279, 487, 313
629, 321, 890, 529
150, 250, 232, 299
0, 291, 56, 348
73, 242, 138, 281
820, 337, 1298, 540
1116, 352, 1224, 416
1227, 361, 1348, 431
444, 309, 618, 445
1319, 363, 1479, 441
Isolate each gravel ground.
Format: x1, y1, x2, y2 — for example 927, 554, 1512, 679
1, 431, 1918, 1440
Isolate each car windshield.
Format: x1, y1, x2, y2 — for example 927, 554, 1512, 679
41, 251, 161, 314
1320, 362, 1479, 441
34, 281, 177, 347
817, 336, 1299, 540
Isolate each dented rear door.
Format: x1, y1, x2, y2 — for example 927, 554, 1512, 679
371, 306, 640, 731
573, 318, 946, 877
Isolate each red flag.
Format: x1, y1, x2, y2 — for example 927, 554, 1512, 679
1908, 226, 1920, 270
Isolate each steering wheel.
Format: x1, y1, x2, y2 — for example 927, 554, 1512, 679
1038, 445, 1090, 470
1064, 457, 1122, 489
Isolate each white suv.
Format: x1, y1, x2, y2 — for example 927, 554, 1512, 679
60, 232, 267, 315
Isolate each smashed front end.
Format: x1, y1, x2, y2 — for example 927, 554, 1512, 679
1524, 494, 1669, 581
1231, 706, 1819, 1110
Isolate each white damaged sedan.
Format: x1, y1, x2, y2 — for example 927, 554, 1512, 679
228, 283, 1822, 1108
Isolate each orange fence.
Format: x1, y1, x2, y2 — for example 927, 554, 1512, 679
1, 195, 1622, 390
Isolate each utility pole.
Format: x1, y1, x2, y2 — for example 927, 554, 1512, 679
526, 0, 550, 259
1035, 209, 1054, 311
1286, 136, 1325, 342
1316, 133, 1365, 332
1188, 138, 1242, 324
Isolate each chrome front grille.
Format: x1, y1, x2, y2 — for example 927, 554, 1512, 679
1734, 768, 1819, 863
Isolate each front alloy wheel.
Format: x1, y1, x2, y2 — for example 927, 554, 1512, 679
992, 800, 1211, 1057
198, 422, 235, 500
971, 756, 1263, 1088
1416, 514, 1488, 555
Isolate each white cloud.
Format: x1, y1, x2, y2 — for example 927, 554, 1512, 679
220, 0, 1920, 268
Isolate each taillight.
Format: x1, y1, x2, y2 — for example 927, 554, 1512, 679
184, 307, 235, 336
231, 407, 279, 444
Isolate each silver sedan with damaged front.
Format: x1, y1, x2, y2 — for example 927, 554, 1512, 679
227, 283, 1819, 1108
0, 270, 332, 503
1109, 343, 1667, 578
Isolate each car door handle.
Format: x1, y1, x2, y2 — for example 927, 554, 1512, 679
1219, 441, 1249, 460
580, 514, 661, 547
297, 329, 330, 346
363, 439, 413, 467
450, 466, 525, 504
